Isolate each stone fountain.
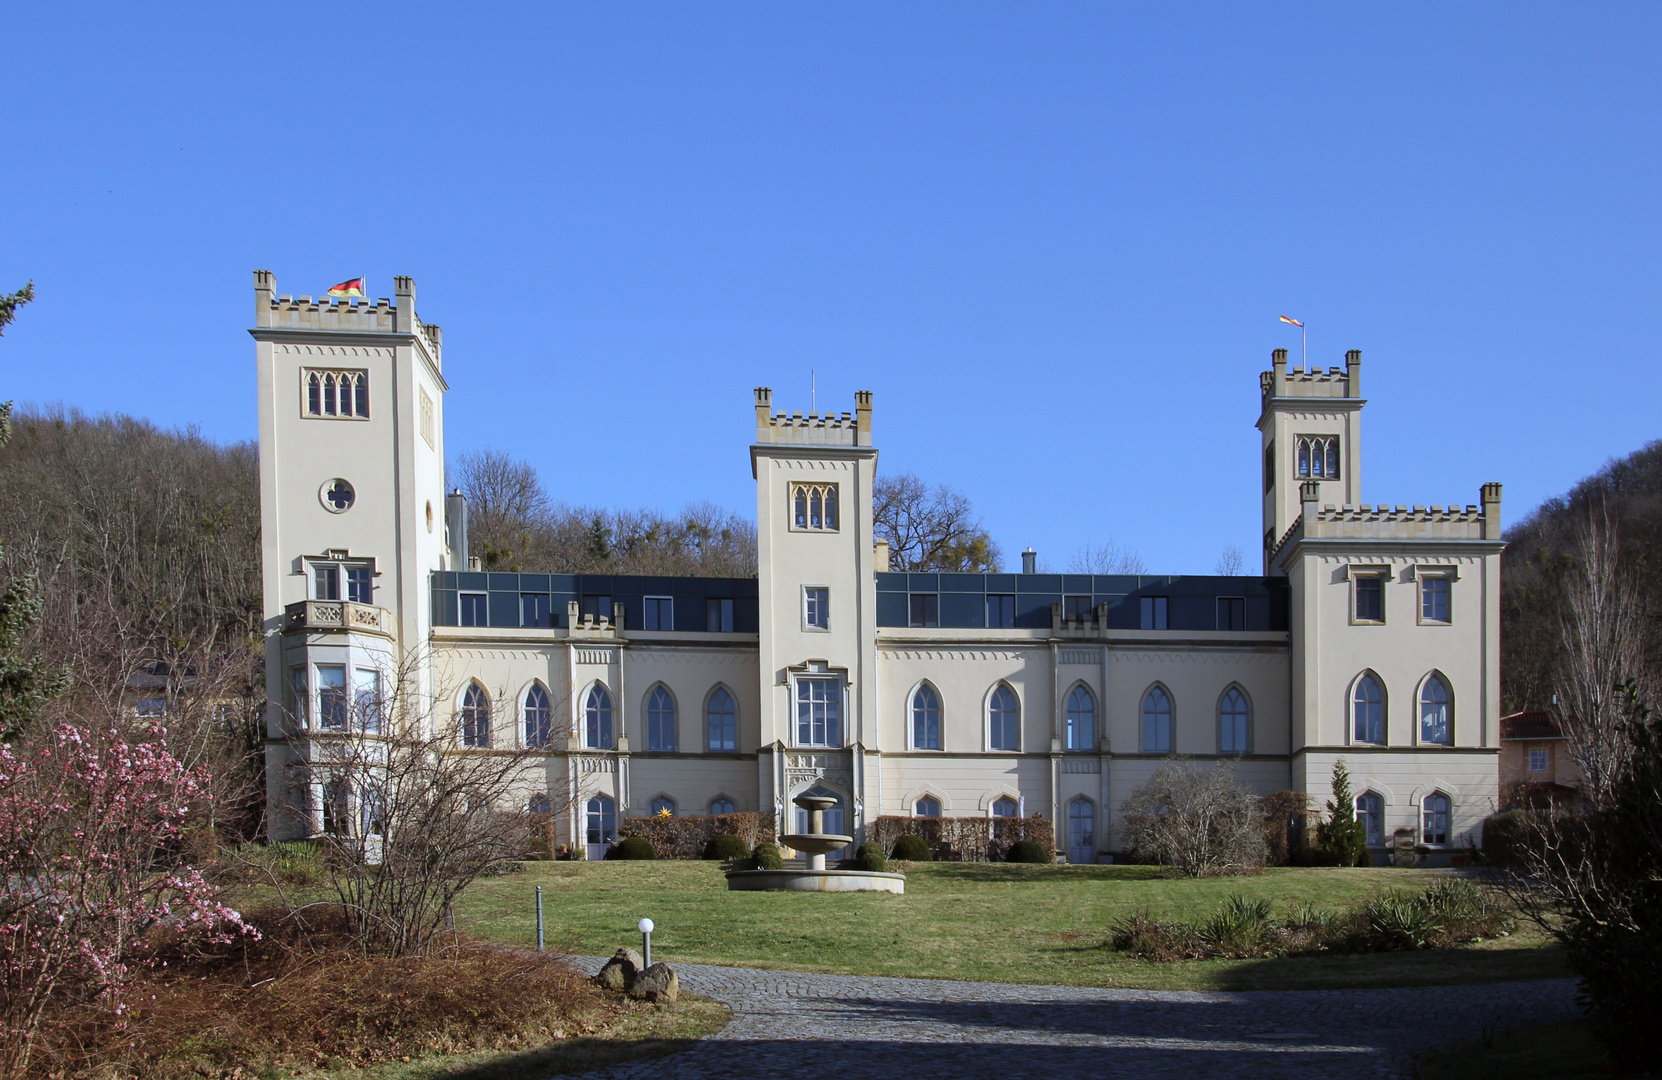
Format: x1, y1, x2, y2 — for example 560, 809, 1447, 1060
725, 793, 905, 893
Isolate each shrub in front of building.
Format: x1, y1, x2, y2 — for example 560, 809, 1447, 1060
617, 812, 775, 859
702, 833, 750, 861
750, 841, 783, 869
851, 842, 888, 872
867, 814, 1051, 862
889, 834, 932, 861
606, 836, 657, 860
1004, 839, 1050, 864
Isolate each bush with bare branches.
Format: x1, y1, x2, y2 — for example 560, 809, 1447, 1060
1119, 760, 1266, 876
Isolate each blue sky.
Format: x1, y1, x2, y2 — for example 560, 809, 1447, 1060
3, 4, 1659, 573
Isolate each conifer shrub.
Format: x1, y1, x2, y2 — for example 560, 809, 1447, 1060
605, 836, 657, 860
702, 833, 750, 861
889, 834, 932, 861
750, 841, 783, 870
851, 842, 887, 872
1316, 758, 1371, 867
1004, 838, 1050, 864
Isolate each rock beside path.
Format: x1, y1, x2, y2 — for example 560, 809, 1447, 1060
595, 947, 646, 991
628, 962, 679, 1003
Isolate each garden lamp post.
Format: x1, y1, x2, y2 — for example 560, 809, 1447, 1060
638, 917, 654, 967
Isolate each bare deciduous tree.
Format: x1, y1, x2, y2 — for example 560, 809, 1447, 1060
1067, 540, 1148, 575
1119, 760, 1266, 876
1214, 544, 1244, 576
873, 472, 1001, 572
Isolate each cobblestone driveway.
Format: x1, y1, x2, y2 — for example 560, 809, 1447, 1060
573, 959, 1579, 1080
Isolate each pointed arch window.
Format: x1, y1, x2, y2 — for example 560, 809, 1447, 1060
1296, 436, 1339, 480
303, 368, 369, 419
914, 796, 941, 817
528, 793, 552, 815
649, 795, 676, 816
912, 684, 941, 750
709, 797, 736, 815
1065, 685, 1096, 751
706, 687, 737, 752
646, 686, 677, 751
524, 684, 552, 748
1141, 686, 1173, 753
788, 484, 840, 532
991, 795, 1019, 818
1356, 790, 1384, 847
1419, 675, 1451, 745
1422, 792, 1450, 845
988, 685, 1019, 751
1219, 687, 1250, 754
1353, 674, 1385, 744
585, 685, 614, 749
460, 683, 491, 748
585, 794, 616, 845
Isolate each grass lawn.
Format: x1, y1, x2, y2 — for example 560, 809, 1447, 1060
1417, 1021, 1650, 1080
456, 861, 1568, 991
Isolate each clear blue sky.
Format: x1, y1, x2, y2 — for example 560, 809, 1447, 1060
3, 5, 1659, 573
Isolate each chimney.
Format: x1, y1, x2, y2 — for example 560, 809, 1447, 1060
1021, 548, 1037, 574
446, 488, 469, 566
253, 269, 275, 327
873, 539, 891, 572
754, 387, 773, 442
855, 390, 873, 447
394, 275, 416, 333
1481, 482, 1503, 539
1345, 349, 1362, 398
1271, 348, 1288, 397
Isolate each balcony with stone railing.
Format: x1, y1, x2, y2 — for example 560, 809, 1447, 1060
285, 599, 393, 638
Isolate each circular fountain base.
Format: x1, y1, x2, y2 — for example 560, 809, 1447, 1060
725, 868, 906, 893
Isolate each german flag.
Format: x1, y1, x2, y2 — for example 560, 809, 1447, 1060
328, 276, 365, 298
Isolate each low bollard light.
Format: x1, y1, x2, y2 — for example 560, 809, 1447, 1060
638, 917, 654, 967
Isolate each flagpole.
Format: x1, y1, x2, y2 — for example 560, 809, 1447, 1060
1302, 322, 1307, 371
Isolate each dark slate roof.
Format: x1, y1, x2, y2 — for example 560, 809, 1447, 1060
1500, 711, 1565, 741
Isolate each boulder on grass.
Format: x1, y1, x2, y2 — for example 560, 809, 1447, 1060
594, 947, 645, 991
627, 962, 679, 1003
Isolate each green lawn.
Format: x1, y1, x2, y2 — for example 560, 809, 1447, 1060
456, 861, 1568, 991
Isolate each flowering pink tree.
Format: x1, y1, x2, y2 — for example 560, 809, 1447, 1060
0, 722, 253, 1075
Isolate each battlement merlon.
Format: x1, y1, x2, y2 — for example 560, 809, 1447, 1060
1271, 481, 1504, 565
752, 387, 874, 447
251, 270, 442, 370
1259, 347, 1362, 412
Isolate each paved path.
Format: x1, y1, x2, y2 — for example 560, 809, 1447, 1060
571, 958, 1580, 1079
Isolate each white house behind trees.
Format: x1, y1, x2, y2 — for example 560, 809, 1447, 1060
255, 272, 1503, 863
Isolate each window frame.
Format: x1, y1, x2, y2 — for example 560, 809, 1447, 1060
911, 682, 942, 751
908, 593, 940, 628
914, 796, 942, 818
1418, 574, 1453, 624
1418, 673, 1453, 746
1216, 596, 1246, 631
987, 683, 1020, 752
706, 685, 738, 752
986, 593, 1015, 628
585, 794, 617, 845
1063, 595, 1094, 623
520, 592, 551, 628
1352, 571, 1387, 624
312, 563, 341, 601
584, 683, 615, 750
645, 684, 677, 751
803, 586, 830, 631
649, 795, 677, 816
523, 682, 553, 749
1528, 747, 1549, 773
459, 591, 488, 627
459, 682, 491, 748
317, 664, 348, 731
301, 367, 371, 420
794, 675, 844, 748
1421, 792, 1451, 846
1218, 684, 1251, 755
1139, 596, 1169, 631
643, 596, 674, 631
706, 597, 735, 632
788, 482, 840, 532
991, 795, 1020, 819
1352, 672, 1386, 745
1141, 684, 1174, 753
1356, 790, 1385, 847
709, 796, 736, 816
353, 667, 382, 733
1065, 683, 1096, 751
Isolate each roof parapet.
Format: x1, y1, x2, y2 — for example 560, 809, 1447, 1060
252, 270, 440, 368
753, 386, 874, 447
1272, 483, 1504, 562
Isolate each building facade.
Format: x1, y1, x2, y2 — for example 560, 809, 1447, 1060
256, 272, 1504, 862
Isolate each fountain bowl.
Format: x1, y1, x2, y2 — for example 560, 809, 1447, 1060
725, 866, 906, 893
779, 833, 855, 855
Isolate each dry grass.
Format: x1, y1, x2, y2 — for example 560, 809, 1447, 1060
25, 907, 725, 1080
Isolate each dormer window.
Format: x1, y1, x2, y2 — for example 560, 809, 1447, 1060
790, 483, 839, 531
303, 369, 369, 419
1296, 436, 1340, 479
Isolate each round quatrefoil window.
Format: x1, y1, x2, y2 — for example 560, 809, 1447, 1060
321, 478, 356, 513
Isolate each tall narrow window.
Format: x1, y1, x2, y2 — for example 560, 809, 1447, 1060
346, 566, 373, 605
1421, 577, 1451, 622
1422, 792, 1450, 845
361, 785, 386, 837
794, 488, 808, 528
809, 489, 822, 528
644, 597, 673, 631
707, 597, 735, 632
1357, 791, 1384, 846
321, 778, 349, 836
524, 684, 552, 748
354, 374, 369, 418
706, 687, 737, 751
521, 593, 550, 628
1065, 685, 1096, 750
824, 487, 838, 529
314, 564, 340, 601
1217, 596, 1245, 631
988, 685, 1019, 751
586, 794, 616, 845
290, 668, 308, 727
992, 796, 1019, 818
460, 683, 491, 747
1355, 575, 1384, 622
1325, 440, 1339, 478
1419, 675, 1451, 745
912, 684, 941, 750
987, 594, 1015, 628
909, 593, 939, 628
1064, 595, 1094, 622
646, 687, 676, 751
1141, 686, 1173, 753
796, 678, 842, 747
528, 793, 552, 815
1264, 440, 1275, 492
1140, 596, 1168, 630
1219, 687, 1250, 754
323, 373, 337, 416
585, 685, 614, 749
460, 592, 487, 626
804, 588, 829, 629
1353, 674, 1385, 744
354, 668, 381, 733
1297, 440, 1310, 478
317, 665, 347, 730
307, 373, 321, 416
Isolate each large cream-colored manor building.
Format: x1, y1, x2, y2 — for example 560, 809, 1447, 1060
256, 272, 1504, 862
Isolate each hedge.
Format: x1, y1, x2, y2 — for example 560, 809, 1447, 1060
866, 814, 1052, 862
618, 812, 776, 860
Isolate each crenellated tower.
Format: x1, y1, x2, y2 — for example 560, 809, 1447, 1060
1258, 348, 1364, 574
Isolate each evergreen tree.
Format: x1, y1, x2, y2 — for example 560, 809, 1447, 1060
1317, 757, 1370, 867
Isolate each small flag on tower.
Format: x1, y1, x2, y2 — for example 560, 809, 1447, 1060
1279, 315, 1303, 327
328, 276, 366, 298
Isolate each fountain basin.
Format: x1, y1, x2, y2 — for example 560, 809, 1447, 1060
725, 867, 906, 893
779, 833, 854, 855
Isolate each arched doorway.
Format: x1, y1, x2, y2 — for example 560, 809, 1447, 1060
1067, 798, 1096, 865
